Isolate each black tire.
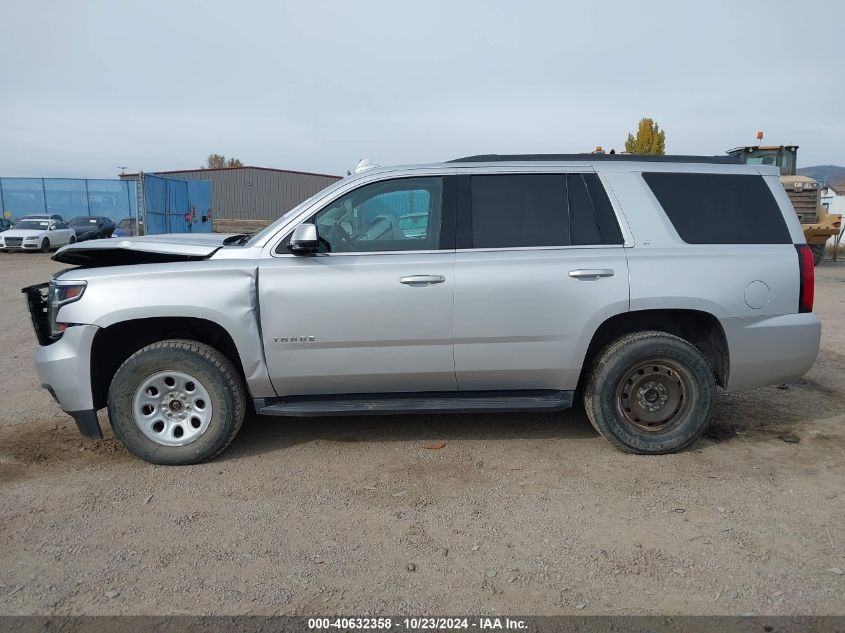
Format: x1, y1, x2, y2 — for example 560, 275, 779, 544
40, 238, 50, 253
810, 244, 825, 266
69, 235, 76, 244
583, 331, 716, 454
107, 339, 246, 465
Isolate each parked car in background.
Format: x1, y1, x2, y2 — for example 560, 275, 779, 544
113, 218, 137, 237
22, 214, 65, 222
68, 216, 116, 242
398, 212, 429, 238
1, 218, 76, 252
0, 218, 14, 232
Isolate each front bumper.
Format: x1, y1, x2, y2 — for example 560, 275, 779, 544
34, 324, 102, 438
2, 241, 44, 250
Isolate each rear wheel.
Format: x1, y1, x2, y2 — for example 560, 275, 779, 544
810, 244, 825, 265
40, 238, 50, 253
69, 235, 76, 244
583, 331, 716, 454
107, 339, 246, 465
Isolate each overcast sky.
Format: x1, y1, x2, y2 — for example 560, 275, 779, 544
1, 0, 843, 178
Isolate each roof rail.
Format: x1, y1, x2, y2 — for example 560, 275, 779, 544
448, 153, 742, 164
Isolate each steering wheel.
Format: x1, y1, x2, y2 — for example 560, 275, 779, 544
326, 223, 354, 252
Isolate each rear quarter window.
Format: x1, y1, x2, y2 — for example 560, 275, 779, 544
642, 172, 791, 244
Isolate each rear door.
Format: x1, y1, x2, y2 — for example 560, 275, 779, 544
453, 170, 630, 391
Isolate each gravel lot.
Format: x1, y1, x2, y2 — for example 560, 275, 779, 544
0, 251, 843, 616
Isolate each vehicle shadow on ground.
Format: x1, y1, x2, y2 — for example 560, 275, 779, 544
3, 362, 840, 469
224, 370, 845, 460
222, 409, 599, 461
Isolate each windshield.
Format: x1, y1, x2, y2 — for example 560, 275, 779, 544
117, 219, 135, 229
739, 149, 796, 175
70, 217, 98, 226
14, 220, 50, 230
245, 176, 351, 246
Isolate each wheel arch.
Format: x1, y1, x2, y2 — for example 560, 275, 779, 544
90, 317, 250, 410
577, 309, 729, 393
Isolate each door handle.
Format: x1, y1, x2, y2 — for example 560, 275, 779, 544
569, 269, 614, 280
399, 275, 446, 285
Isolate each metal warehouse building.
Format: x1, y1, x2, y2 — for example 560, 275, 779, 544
122, 166, 341, 224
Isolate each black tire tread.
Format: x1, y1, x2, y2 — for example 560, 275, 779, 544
583, 330, 716, 454
810, 244, 825, 266
107, 339, 246, 464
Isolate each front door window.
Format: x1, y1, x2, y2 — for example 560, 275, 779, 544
310, 177, 443, 253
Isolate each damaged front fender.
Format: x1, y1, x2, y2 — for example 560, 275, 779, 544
55, 259, 275, 400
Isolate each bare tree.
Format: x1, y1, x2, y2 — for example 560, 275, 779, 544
203, 154, 243, 168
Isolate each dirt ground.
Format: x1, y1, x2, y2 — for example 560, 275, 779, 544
0, 251, 843, 616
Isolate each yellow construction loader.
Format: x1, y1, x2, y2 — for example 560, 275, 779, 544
727, 144, 841, 264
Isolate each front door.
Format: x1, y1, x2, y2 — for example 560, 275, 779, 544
259, 175, 457, 396
453, 171, 630, 391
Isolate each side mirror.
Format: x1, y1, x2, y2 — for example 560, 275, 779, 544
288, 223, 319, 255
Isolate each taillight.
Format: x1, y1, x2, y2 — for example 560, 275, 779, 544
796, 245, 814, 313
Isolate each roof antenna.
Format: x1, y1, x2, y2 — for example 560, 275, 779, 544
354, 158, 379, 174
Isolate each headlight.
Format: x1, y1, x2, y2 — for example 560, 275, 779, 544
48, 279, 87, 338
25, 235, 39, 240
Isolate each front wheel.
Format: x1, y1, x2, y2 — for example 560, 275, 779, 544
69, 235, 76, 244
583, 331, 716, 454
107, 340, 246, 465
40, 238, 50, 253
810, 244, 825, 265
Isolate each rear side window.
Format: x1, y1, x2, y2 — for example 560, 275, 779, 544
471, 175, 568, 248
467, 173, 623, 248
643, 172, 791, 244
570, 174, 624, 245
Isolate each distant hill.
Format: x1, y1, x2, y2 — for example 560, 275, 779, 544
797, 165, 845, 185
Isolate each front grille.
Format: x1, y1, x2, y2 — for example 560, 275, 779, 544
4, 237, 22, 247
22, 283, 51, 345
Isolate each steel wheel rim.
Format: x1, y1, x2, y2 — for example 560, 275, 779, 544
615, 359, 692, 433
132, 370, 213, 446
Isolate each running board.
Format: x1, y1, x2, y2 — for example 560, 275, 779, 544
256, 390, 574, 417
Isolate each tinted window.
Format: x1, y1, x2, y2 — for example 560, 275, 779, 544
582, 174, 624, 244
309, 177, 443, 253
643, 172, 791, 244
466, 173, 623, 248
470, 174, 569, 248
69, 217, 97, 226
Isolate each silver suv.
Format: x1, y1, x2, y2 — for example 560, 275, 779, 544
23, 154, 821, 464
